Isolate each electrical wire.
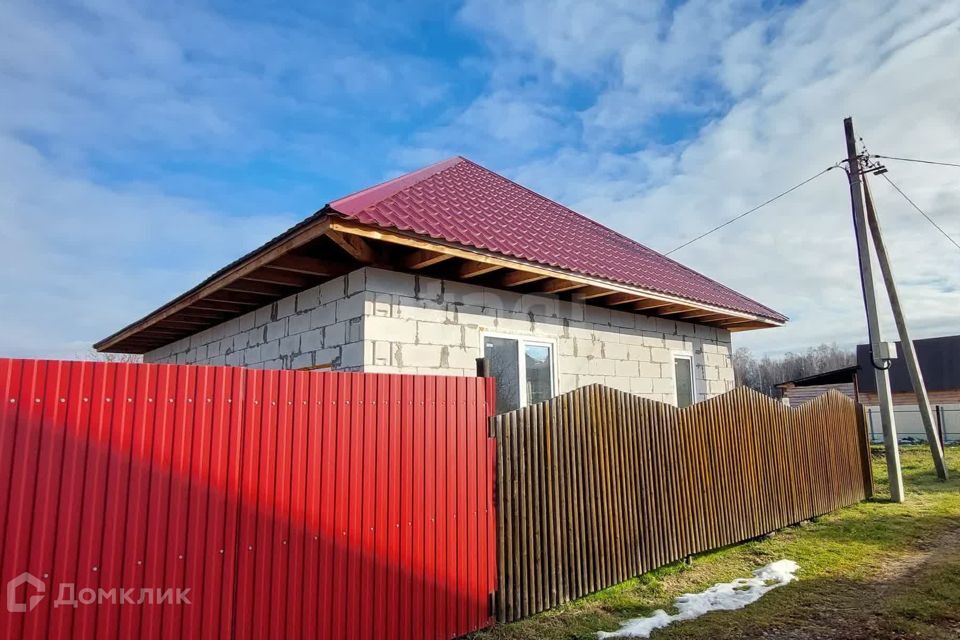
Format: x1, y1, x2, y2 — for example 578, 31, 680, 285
873, 154, 960, 169
665, 165, 839, 255
880, 173, 960, 252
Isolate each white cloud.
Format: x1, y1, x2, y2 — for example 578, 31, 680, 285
451, 0, 960, 355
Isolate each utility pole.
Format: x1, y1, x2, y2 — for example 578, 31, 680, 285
844, 116, 904, 502
862, 177, 949, 480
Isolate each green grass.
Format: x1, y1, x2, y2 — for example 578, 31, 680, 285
470, 445, 960, 640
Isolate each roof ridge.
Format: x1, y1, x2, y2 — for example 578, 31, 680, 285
327, 156, 465, 215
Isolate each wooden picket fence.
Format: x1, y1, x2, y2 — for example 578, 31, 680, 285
491, 385, 873, 622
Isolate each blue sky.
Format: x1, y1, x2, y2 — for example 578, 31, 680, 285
2, 0, 959, 358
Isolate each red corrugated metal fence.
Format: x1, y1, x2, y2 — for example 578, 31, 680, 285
0, 359, 496, 640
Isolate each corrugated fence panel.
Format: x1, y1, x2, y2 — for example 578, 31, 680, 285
0, 359, 496, 640
494, 385, 873, 622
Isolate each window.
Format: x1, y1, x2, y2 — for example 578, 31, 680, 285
673, 354, 695, 408
483, 335, 555, 413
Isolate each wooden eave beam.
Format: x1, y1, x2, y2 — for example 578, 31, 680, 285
404, 249, 453, 270
540, 279, 587, 294
677, 309, 725, 320
268, 254, 342, 276
501, 270, 548, 287
190, 300, 248, 313
459, 260, 502, 279
222, 279, 295, 297
632, 300, 672, 312
575, 286, 616, 300
605, 292, 648, 306
327, 229, 376, 263
242, 267, 312, 288
203, 291, 271, 306
657, 304, 698, 316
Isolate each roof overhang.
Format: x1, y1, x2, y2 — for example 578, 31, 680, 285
96, 214, 785, 354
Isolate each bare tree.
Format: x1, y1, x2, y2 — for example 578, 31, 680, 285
78, 349, 142, 364
733, 343, 855, 398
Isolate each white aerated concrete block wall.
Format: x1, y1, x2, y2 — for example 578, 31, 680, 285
143, 266, 735, 405
142, 270, 368, 371
359, 268, 735, 405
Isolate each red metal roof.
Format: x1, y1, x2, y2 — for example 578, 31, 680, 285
329, 156, 785, 322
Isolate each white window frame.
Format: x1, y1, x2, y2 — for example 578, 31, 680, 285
672, 351, 697, 408
480, 332, 558, 408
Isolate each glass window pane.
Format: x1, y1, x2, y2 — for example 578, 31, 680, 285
524, 344, 553, 406
674, 357, 694, 408
485, 337, 520, 413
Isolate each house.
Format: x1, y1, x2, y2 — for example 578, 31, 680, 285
777, 334, 960, 443
96, 157, 786, 412
776, 366, 859, 406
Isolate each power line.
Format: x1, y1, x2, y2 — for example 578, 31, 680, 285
665, 165, 839, 255
873, 154, 960, 169
879, 173, 960, 253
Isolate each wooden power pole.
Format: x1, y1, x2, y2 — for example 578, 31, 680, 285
843, 117, 904, 502
863, 171, 949, 480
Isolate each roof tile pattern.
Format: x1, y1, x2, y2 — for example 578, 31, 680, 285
329, 157, 784, 321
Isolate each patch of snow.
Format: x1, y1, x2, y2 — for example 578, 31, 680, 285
597, 560, 799, 639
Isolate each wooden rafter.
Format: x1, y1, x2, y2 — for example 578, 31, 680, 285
404, 249, 453, 270
269, 254, 341, 276
605, 292, 648, 306
222, 279, 295, 296
327, 229, 376, 263
501, 270, 548, 287
243, 267, 311, 288
575, 287, 616, 300
632, 300, 672, 312
459, 260, 502, 279
540, 279, 586, 294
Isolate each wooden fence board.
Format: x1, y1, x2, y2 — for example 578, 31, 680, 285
493, 385, 873, 622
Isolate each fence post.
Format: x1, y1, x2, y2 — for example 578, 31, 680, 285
935, 405, 946, 448
476, 357, 491, 378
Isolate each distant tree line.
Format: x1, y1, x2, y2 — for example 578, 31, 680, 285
733, 343, 855, 398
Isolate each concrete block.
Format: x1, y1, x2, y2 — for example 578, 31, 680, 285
443, 280, 485, 307
628, 345, 651, 362
238, 312, 256, 332
656, 317, 678, 335
616, 360, 639, 378
265, 319, 287, 342
300, 328, 324, 352
279, 335, 300, 357
521, 294, 559, 318
415, 275, 443, 302
261, 340, 280, 361
610, 309, 634, 329
419, 322, 462, 346
603, 342, 629, 360
296, 286, 320, 312
325, 322, 346, 347
638, 362, 661, 378
243, 346, 261, 365
575, 338, 603, 358
366, 268, 416, 297
347, 317, 362, 343
484, 288, 522, 313
588, 358, 617, 376
319, 276, 346, 305
288, 311, 311, 336
604, 377, 631, 393
313, 348, 340, 368
559, 374, 578, 393
347, 269, 367, 295
365, 316, 418, 343
372, 293, 394, 317
291, 352, 314, 369
653, 377, 674, 395
650, 347, 672, 363
340, 341, 364, 368
558, 338, 576, 356
276, 295, 296, 319
563, 357, 590, 375
396, 344, 443, 368
310, 303, 336, 329
444, 346, 478, 369
630, 377, 654, 394
208, 355, 226, 366
225, 351, 242, 366
584, 305, 611, 327
371, 341, 392, 366
255, 305, 273, 327
336, 294, 365, 322
394, 299, 445, 322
